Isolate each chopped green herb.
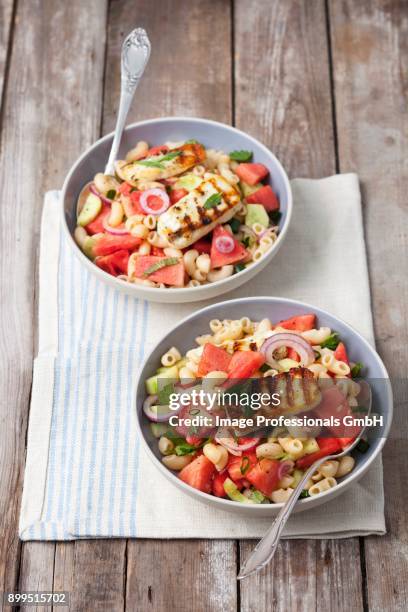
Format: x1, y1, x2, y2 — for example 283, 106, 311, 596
351, 406, 368, 414
106, 189, 116, 200
203, 192, 222, 209
351, 362, 364, 377
356, 439, 370, 453
259, 363, 271, 373
143, 257, 180, 276
229, 218, 241, 233
189, 408, 200, 416
185, 139, 199, 144
137, 150, 181, 169
175, 441, 204, 456
241, 236, 251, 248
234, 263, 246, 273
321, 332, 340, 350
299, 490, 310, 499
268, 210, 282, 225
229, 150, 253, 162
157, 382, 175, 405
240, 456, 251, 475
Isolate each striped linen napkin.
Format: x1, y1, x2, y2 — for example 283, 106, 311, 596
19, 174, 385, 540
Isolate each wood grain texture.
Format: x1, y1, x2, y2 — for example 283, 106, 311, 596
330, 1, 408, 610
126, 540, 237, 612
0, 0, 107, 607
103, 0, 232, 132
0, 0, 13, 106
235, 2, 364, 610
104, 2, 237, 608
18, 543, 55, 612
234, 0, 335, 178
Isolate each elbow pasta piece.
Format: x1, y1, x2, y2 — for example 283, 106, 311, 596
252, 222, 265, 236
162, 454, 192, 471
318, 460, 339, 478
207, 265, 234, 282
137, 179, 166, 191
329, 359, 351, 376
218, 162, 239, 185
93, 172, 120, 195
209, 319, 223, 333
252, 248, 264, 262
143, 214, 157, 230
125, 140, 149, 162
307, 363, 328, 376
183, 249, 199, 276
302, 327, 332, 345
336, 455, 355, 478
148, 231, 169, 248
263, 368, 279, 377
138, 240, 151, 255
196, 254, 211, 275
279, 475, 295, 489
259, 236, 274, 250
256, 442, 284, 459
126, 214, 145, 232
185, 360, 198, 374
203, 443, 228, 471
161, 347, 182, 367
185, 346, 204, 363
193, 269, 207, 282
179, 366, 196, 383
239, 317, 253, 333
108, 201, 124, 227
158, 436, 174, 456
309, 477, 337, 496
271, 488, 294, 503
74, 226, 88, 248
131, 223, 150, 239
278, 437, 305, 459
188, 279, 201, 287
257, 318, 272, 333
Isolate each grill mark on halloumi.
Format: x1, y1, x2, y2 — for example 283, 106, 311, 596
116, 143, 206, 184
157, 173, 242, 249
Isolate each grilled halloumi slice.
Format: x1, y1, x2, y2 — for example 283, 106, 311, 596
157, 173, 242, 249
256, 368, 322, 417
115, 143, 206, 185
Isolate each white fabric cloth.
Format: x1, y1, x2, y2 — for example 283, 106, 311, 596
19, 174, 385, 540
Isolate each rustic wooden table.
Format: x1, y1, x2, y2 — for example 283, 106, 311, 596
0, 1, 406, 610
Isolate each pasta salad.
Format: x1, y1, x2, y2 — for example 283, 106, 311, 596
143, 313, 369, 504
74, 140, 281, 288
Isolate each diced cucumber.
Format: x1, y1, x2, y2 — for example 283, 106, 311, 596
292, 469, 304, 488
303, 439, 320, 455
145, 365, 179, 396
77, 193, 102, 226
175, 174, 203, 192
175, 357, 187, 370
239, 181, 263, 198
245, 203, 269, 229
249, 489, 266, 504
223, 478, 254, 503
82, 235, 100, 260
145, 375, 159, 396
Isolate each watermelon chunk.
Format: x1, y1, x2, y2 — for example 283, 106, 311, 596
170, 188, 188, 204
95, 250, 129, 277
227, 351, 265, 379
235, 163, 269, 186
227, 451, 258, 482
133, 255, 184, 287
246, 185, 279, 211
191, 238, 211, 254
85, 204, 110, 235
246, 458, 280, 497
334, 342, 349, 365
122, 190, 146, 217
197, 343, 232, 377
277, 314, 316, 332
93, 234, 141, 256
296, 438, 342, 470
210, 226, 248, 269
179, 455, 216, 494
212, 471, 228, 497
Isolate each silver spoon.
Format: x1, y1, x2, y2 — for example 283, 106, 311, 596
238, 380, 372, 580
77, 28, 151, 212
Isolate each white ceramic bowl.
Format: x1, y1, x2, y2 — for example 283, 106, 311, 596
61, 117, 292, 303
135, 297, 392, 516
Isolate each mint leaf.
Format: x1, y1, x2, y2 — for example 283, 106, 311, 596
136, 150, 181, 169
351, 362, 364, 377
229, 150, 253, 162
203, 193, 222, 209
321, 333, 340, 350
106, 189, 116, 200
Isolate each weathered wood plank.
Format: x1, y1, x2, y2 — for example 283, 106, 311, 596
0, 0, 107, 606
235, 0, 335, 178
18, 544, 55, 612
0, 0, 13, 106
329, 1, 408, 610
126, 540, 237, 612
235, 1, 364, 609
104, 1, 237, 610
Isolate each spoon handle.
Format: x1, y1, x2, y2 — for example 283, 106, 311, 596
237, 456, 326, 580
105, 28, 151, 175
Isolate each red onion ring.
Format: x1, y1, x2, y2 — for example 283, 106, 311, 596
277, 459, 295, 480
140, 188, 170, 215
260, 332, 315, 368
215, 234, 235, 254
215, 431, 260, 455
